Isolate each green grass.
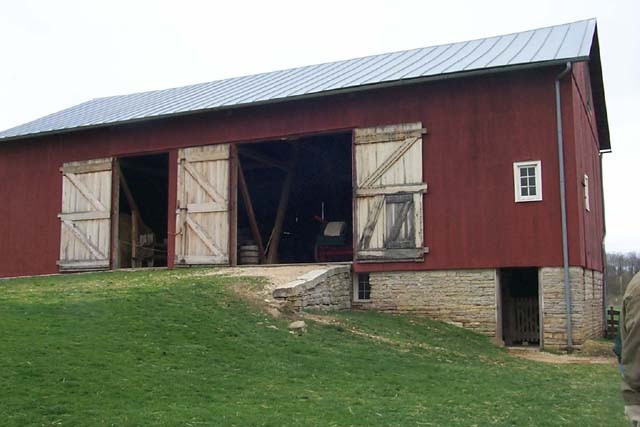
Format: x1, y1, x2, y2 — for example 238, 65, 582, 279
0, 269, 626, 426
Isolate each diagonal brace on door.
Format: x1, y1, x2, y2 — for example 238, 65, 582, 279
359, 136, 420, 189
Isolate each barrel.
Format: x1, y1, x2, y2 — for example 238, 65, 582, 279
239, 244, 260, 264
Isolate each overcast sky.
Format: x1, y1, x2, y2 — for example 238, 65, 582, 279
1, 0, 637, 253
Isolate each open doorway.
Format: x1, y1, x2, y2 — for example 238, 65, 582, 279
115, 153, 169, 268
236, 132, 353, 264
500, 267, 540, 346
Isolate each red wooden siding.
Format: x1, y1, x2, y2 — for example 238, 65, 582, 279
0, 66, 605, 277
567, 62, 605, 271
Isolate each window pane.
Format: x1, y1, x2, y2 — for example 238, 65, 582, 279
520, 168, 528, 178
521, 177, 528, 187
529, 177, 536, 186
522, 187, 529, 196
527, 167, 535, 177
530, 187, 536, 196
358, 274, 371, 300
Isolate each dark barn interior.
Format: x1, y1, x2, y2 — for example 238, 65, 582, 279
501, 267, 540, 346
236, 133, 353, 264
117, 153, 169, 268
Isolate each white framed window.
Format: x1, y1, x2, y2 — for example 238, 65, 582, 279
353, 273, 371, 301
513, 161, 542, 202
584, 174, 590, 211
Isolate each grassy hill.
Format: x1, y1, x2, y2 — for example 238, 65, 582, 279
0, 269, 626, 426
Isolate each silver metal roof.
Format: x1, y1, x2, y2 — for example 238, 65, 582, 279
0, 19, 598, 142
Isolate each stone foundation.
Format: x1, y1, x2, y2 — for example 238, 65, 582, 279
355, 269, 498, 336
271, 265, 604, 349
272, 265, 352, 312
540, 267, 604, 349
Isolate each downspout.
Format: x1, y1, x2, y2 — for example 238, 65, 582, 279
555, 62, 573, 350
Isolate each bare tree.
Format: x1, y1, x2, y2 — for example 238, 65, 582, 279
606, 251, 640, 305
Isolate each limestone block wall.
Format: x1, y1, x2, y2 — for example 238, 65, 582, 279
271, 265, 603, 349
583, 270, 605, 339
354, 269, 497, 336
272, 265, 352, 312
540, 267, 604, 349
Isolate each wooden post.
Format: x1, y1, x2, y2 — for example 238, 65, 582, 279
266, 145, 298, 264
166, 150, 178, 269
131, 209, 138, 268
117, 162, 147, 268
237, 157, 266, 263
177, 155, 188, 264
229, 144, 238, 266
111, 159, 121, 269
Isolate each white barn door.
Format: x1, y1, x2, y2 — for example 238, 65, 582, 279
354, 123, 427, 261
175, 144, 230, 265
58, 158, 113, 271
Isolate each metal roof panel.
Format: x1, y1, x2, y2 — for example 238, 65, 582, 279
556, 19, 589, 58
456, 35, 505, 70
440, 38, 494, 73
532, 24, 571, 61
0, 18, 598, 142
482, 31, 531, 68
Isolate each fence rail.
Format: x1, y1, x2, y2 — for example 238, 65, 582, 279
606, 306, 620, 338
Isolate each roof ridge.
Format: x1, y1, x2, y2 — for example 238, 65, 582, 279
88, 18, 597, 103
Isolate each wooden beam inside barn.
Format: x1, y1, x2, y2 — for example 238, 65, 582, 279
266, 145, 298, 264
237, 158, 266, 263
116, 161, 150, 268
239, 147, 290, 172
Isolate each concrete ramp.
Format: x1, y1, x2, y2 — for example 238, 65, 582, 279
273, 265, 352, 312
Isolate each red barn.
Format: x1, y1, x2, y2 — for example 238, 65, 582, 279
0, 19, 610, 349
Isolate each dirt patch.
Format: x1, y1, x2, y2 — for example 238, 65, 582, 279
580, 339, 617, 358
508, 348, 616, 365
302, 313, 454, 354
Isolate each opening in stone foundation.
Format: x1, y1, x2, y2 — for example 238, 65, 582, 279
500, 267, 540, 346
